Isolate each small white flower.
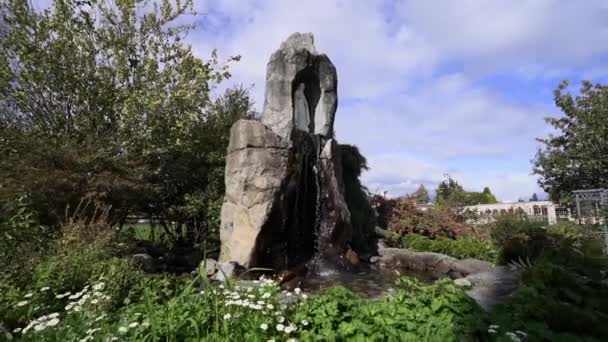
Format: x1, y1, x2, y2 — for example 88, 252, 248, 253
301, 294, 308, 299
489, 324, 499, 329
40, 287, 50, 292
285, 292, 293, 297
267, 340, 275, 342
294, 288, 301, 294
247, 287, 254, 292
301, 320, 309, 326
91, 299, 99, 304
276, 323, 285, 331
16, 300, 28, 307
248, 294, 255, 299
257, 300, 265, 305
266, 304, 274, 310
46, 318, 59, 327
55, 294, 65, 299
284, 324, 297, 333
34, 323, 46, 331
24, 293, 33, 298
488, 329, 497, 334
92, 282, 105, 291
200, 290, 205, 295
12, 328, 22, 333
141, 321, 150, 328
277, 316, 285, 323
287, 339, 298, 342
219, 284, 225, 289
223, 313, 231, 320
133, 312, 142, 317
262, 292, 271, 299
129, 322, 139, 328
260, 323, 268, 331
118, 326, 128, 334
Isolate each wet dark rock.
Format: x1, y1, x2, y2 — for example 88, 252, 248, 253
132, 253, 156, 273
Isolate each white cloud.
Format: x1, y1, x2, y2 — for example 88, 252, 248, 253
396, 0, 608, 74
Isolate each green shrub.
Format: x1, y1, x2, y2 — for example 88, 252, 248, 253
339, 144, 378, 256
401, 234, 497, 263
0, 195, 53, 286
489, 215, 550, 264
293, 278, 484, 341
489, 258, 608, 341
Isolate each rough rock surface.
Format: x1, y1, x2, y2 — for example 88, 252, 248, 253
200, 258, 218, 277
218, 33, 352, 271
464, 266, 521, 311
132, 253, 155, 273
219, 120, 289, 267
214, 261, 246, 282
261, 32, 337, 140
373, 246, 520, 310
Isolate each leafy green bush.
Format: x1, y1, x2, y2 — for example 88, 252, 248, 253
293, 278, 484, 341
489, 258, 608, 341
400, 234, 497, 263
338, 144, 377, 256
0, 195, 52, 286
490, 215, 550, 264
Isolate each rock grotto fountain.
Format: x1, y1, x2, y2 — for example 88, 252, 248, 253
218, 32, 351, 272
215, 33, 520, 309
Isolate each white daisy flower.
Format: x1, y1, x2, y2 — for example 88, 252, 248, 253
260, 323, 268, 331
223, 313, 231, 320
16, 300, 28, 307
276, 324, 285, 332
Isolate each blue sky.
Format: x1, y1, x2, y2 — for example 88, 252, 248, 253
35, 0, 608, 201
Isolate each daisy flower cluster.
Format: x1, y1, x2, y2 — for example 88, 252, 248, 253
217, 276, 311, 341
63, 281, 110, 312
115, 312, 151, 338
18, 312, 60, 334
487, 324, 527, 341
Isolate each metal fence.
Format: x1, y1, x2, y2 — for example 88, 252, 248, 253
574, 189, 608, 254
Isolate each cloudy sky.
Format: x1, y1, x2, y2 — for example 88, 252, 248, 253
36, 0, 608, 201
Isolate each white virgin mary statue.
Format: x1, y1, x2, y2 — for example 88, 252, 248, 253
294, 83, 310, 132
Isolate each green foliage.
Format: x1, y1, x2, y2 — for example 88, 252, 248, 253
0, 0, 254, 251
490, 215, 550, 264
489, 256, 608, 341
0, 195, 52, 284
387, 197, 477, 240
533, 80, 608, 203
400, 234, 497, 263
435, 176, 498, 207
293, 278, 483, 341
338, 144, 377, 256
413, 184, 431, 204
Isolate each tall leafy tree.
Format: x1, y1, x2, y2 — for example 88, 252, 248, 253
413, 184, 430, 204
533, 80, 608, 203
0, 0, 248, 249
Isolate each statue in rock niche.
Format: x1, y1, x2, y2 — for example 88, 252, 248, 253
293, 83, 311, 132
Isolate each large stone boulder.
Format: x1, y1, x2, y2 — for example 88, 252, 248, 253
219, 120, 289, 267
262, 32, 338, 140
218, 33, 352, 273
